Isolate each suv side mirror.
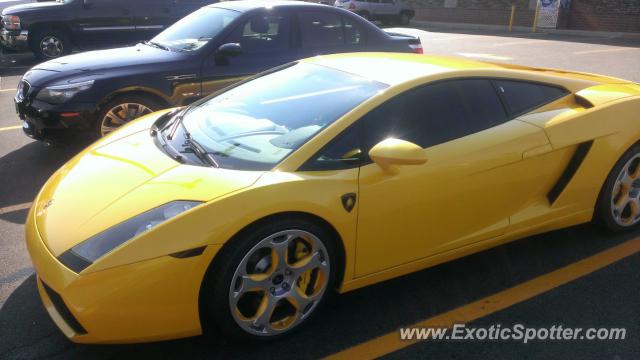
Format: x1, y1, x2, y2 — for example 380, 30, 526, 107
369, 138, 427, 172
216, 43, 242, 57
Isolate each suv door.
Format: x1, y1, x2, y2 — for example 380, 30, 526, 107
75, 0, 135, 47
293, 10, 356, 58
201, 10, 293, 96
133, 0, 173, 40
354, 79, 555, 276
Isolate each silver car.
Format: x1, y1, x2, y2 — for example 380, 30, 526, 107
334, 0, 415, 25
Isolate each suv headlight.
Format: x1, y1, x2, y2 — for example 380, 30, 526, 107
2, 15, 20, 30
35, 80, 94, 104
58, 201, 202, 273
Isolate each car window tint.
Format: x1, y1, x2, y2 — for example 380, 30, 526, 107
298, 11, 344, 47
343, 16, 365, 45
229, 13, 289, 53
494, 80, 568, 117
300, 125, 362, 170
363, 79, 508, 153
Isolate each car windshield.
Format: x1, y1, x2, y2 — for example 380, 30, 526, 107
151, 7, 240, 52
177, 63, 388, 170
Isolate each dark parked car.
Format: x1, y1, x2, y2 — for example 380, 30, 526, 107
0, 0, 215, 59
15, 0, 422, 143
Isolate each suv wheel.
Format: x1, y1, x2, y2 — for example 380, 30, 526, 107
31, 28, 71, 60
96, 95, 161, 137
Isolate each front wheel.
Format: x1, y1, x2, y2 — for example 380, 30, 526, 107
30, 28, 72, 60
204, 218, 337, 340
595, 143, 640, 231
96, 95, 160, 137
398, 12, 411, 25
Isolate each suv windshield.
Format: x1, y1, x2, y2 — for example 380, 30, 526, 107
151, 7, 240, 52
172, 63, 388, 170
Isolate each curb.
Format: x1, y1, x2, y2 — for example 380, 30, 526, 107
410, 20, 640, 40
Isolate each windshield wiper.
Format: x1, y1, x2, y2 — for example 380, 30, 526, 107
180, 123, 219, 168
143, 40, 171, 51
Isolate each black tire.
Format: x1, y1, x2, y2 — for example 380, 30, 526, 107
595, 142, 640, 232
398, 11, 411, 26
30, 27, 72, 61
202, 216, 339, 341
95, 94, 162, 138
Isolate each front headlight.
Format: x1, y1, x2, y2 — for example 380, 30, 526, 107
58, 201, 202, 273
2, 15, 20, 30
35, 80, 94, 104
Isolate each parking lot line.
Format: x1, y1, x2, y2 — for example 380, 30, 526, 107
0, 202, 32, 215
324, 236, 640, 360
0, 125, 21, 132
0, 88, 17, 92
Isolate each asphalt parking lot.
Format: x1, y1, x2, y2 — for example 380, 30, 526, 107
1, 28, 640, 359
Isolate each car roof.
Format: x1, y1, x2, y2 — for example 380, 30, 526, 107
209, 0, 326, 12
302, 52, 629, 89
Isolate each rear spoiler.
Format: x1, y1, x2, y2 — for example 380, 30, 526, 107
384, 30, 423, 53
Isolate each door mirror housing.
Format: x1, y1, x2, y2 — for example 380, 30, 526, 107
369, 138, 427, 171
216, 43, 242, 57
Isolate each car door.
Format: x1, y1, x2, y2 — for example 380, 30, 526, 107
354, 79, 557, 277
75, 0, 135, 47
290, 10, 352, 59
200, 10, 294, 97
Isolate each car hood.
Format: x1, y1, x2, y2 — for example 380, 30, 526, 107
34, 113, 265, 256
25, 44, 184, 86
2, 1, 62, 15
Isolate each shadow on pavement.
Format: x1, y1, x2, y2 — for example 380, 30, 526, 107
0, 141, 87, 223
1, 223, 638, 359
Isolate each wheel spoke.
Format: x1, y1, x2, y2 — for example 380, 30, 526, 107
270, 239, 289, 270
252, 295, 277, 329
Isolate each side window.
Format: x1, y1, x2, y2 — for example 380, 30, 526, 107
226, 13, 289, 54
363, 79, 508, 154
343, 16, 366, 46
298, 11, 344, 48
300, 125, 362, 171
494, 80, 568, 117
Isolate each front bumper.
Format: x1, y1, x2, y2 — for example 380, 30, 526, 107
25, 205, 221, 344
0, 29, 28, 50
15, 95, 98, 142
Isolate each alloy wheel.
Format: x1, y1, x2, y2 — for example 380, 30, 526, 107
228, 229, 330, 336
40, 36, 64, 58
611, 153, 640, 226
100, 103, 153, 136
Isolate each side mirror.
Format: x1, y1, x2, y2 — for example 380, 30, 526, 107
216, 43, 242, 57
368, 138, 427, 172
83, 0, 94, 8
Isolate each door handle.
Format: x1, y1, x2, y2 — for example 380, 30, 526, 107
522, 144, 553, 159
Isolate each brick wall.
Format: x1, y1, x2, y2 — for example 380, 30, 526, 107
566, 0, 640, 32
408, 0, 640, 32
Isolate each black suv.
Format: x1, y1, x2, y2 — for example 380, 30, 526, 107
15, 1, 422, 143
0, 0, 214, 59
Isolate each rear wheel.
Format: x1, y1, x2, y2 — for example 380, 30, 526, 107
96, 95, 161, 137
595, 143, 640, 231
203, 218, 337, 340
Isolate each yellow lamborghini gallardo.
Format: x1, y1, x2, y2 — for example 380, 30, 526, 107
26, 53, 640, 343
